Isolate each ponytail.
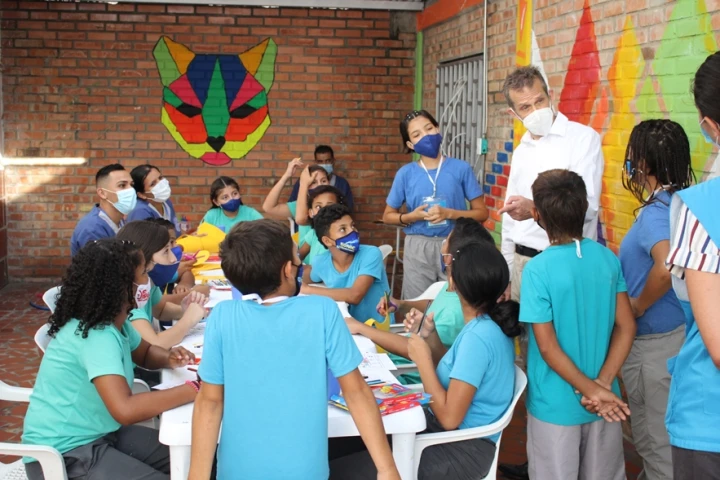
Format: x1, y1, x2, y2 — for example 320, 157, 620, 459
487, 300, 522, 338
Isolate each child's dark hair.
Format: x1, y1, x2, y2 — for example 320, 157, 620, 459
693, 51, 720, 124
532, 169, 588, 242
49, 239, 142, 339
210, 176, 240, 208
220, 219, 294, 298
450, 240, 521, 338
307, 185, 345, 209
117, 220, 170, 265
308, 164, 329, 180
623, 120, 694, 208
130, 164, 160, 194
400, 110, 439, 153
312, 203, 352, 249
144, 216, 175, 230
314, 145, 335, 158
448, 217, 495, 252
95, 163, 125, 185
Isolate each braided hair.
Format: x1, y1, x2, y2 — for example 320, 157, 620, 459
622, 119, 695, 209
49, 239, 142, 339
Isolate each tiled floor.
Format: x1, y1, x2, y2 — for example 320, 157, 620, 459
0, 282, 644, 477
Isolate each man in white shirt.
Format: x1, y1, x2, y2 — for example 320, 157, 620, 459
497, 66, 603, 480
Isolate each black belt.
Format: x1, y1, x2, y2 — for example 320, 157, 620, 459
516, 244, 541, 258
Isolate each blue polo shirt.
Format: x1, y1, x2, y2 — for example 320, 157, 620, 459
127, 198, 180, 235
618, 190, 684, 335
386, 157, 483, 237
199, 296, 362, 479
70, 205, 122, 257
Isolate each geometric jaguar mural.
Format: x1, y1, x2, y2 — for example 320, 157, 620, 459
153, 36, 277, 165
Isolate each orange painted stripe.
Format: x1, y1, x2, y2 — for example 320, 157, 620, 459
417, 0, 485, 31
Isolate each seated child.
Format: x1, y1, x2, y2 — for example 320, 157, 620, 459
201, 176, 263, 232
331, 239, 520, 480
302, 204, 393, 324
144, 217, 196, 294
301, 185, 345, 265
22, 239, 198, 480
189, 219, 398, 480
116, 221, 207, 350
520, 169, 636, 480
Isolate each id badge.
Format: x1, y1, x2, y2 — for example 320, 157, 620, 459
423, 195, 448, 228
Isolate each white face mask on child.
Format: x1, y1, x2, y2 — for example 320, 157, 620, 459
134, 279, 152, 309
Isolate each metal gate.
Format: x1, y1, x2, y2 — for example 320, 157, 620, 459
435, 55, 485, 184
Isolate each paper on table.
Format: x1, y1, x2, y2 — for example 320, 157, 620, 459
179, 323, 206, 351
206, 289, 232, 308
360, 353, 397, 371
152, 379, 186, 391
197, 269, 224, 277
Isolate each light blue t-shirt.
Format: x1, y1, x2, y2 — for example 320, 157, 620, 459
386, 157, 483, 237
127, 198, 180, 236
434, 315, 515, 442
70, 205, 122, 257
310, 245, 394, 324
201, 205, 263, 233
521, 239, 627, 426
618, 190, 684, 335
288, 201, 312, 247
198, 296, 362, 480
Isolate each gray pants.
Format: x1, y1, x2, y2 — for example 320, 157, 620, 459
621, 326, 684, 480
401, 235, 447, 300
672, 446, 720, 480
527, 414, 626, 480
26, 425, 170, 480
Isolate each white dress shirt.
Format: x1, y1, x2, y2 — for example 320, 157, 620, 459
501, 112, 604, 271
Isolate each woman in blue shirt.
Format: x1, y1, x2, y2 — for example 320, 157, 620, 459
331, 235, 520, 479
127, 164, 181, 235
618, 119, 694, 480
383, 110, 488, 300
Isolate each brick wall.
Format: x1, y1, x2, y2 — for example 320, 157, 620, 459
0, 18, 6, 289
1, 2, 417, 280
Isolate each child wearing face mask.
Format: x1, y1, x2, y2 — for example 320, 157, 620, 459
116, 221, 208, 350
298, 185, 345, 265
201, 176, 263, 232
127, 165, 181, 235
301, 204, 394, 325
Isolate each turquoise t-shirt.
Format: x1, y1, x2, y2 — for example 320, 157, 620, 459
201, 205, 263, 233
301, 228, 326, 266
128, 285, 163, 326
310, 245, 394, 324
393, 282, 463, 385
22, 318, 141, 458
521, 238, 627, 426
199, 296, 362, 479
287, 201, 312, 247
434, 315, 515, 442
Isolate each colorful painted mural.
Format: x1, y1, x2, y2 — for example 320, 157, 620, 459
153, 36, 277, 166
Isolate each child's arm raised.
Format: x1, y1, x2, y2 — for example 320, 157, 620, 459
262, 158, 303, 219
189, 382, 223, 480
294, 166, 317, 226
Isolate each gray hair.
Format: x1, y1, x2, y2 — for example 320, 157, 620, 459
503, 66, 550, 108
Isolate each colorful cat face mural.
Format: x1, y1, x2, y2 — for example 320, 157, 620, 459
153, 36, 277, 166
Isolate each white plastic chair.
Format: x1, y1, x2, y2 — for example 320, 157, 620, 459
379, 244, 393, 266
42, 287, 61, 313
0, 380, 68, 480
411, 366, 528, 480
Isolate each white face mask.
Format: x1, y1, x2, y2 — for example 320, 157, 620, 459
134, 279, 152, 309
150, 178, 171, 202
520, 106, 554, 137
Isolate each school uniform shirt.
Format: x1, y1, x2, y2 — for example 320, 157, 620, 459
22, 318, 141, 459
310, 245, 394, 324
392, 282, 464, 384
200, 205, 263, 233
301, 228, 326, 266
434, 315, 515, 442
665, 177, 720, 453
127, 198, 180, 235
287, 201, 312, 248
198, 296, 363, 480
501, 112, 603, 272
70, 205, 123, 257
288, 174, 355, 211
386, 157, 483, 238
618, 190, 685, 335
521, 238, 627, 426
128, 285, 163, 330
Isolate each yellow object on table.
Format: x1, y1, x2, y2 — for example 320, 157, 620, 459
176, 223, 226, 254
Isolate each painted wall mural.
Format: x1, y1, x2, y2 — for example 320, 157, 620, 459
153, 36, 277, 166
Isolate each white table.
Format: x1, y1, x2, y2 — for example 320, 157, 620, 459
159, 333, 426, 480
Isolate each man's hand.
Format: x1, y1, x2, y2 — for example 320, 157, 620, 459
498, 196, 534, 221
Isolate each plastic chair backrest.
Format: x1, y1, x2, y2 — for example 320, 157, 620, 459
409, 281, 446, 302
42, 287, 61, 313
34, 324, 52, 354
378, 244, 392, 261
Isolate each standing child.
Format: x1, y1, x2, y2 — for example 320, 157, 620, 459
201, 176, 263, 232
520, 169, 636, 480
303, 204, 394, 325
189, 220, 399, 480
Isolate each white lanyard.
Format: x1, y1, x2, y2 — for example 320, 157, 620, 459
419, 157, 444, 198
241, 294, 288, 305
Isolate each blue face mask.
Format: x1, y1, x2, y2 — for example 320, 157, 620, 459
172, 246, 183, 262
148, 259, 180, 288
333, 231, 360, 254
319, 163, 334, 175
412, 133, 443, 159
220, 198, 242, 213
701, 118, 718, 146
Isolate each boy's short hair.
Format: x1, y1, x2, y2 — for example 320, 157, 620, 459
220, 219, 294, 298
312, 204, 352, 249
531, 169, 588, 241
307, 185, 345, 209
95, 164, 125, 185
314, 145, 334, 158
144, 217, 175, 230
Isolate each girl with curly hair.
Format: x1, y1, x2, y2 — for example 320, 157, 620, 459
116, 221, 207, 350
22, 239, 199, 480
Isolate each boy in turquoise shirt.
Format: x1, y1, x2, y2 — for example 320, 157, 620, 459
303, 204, 394, 324
191, 219, 398, 480
520, 169, 636, 480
